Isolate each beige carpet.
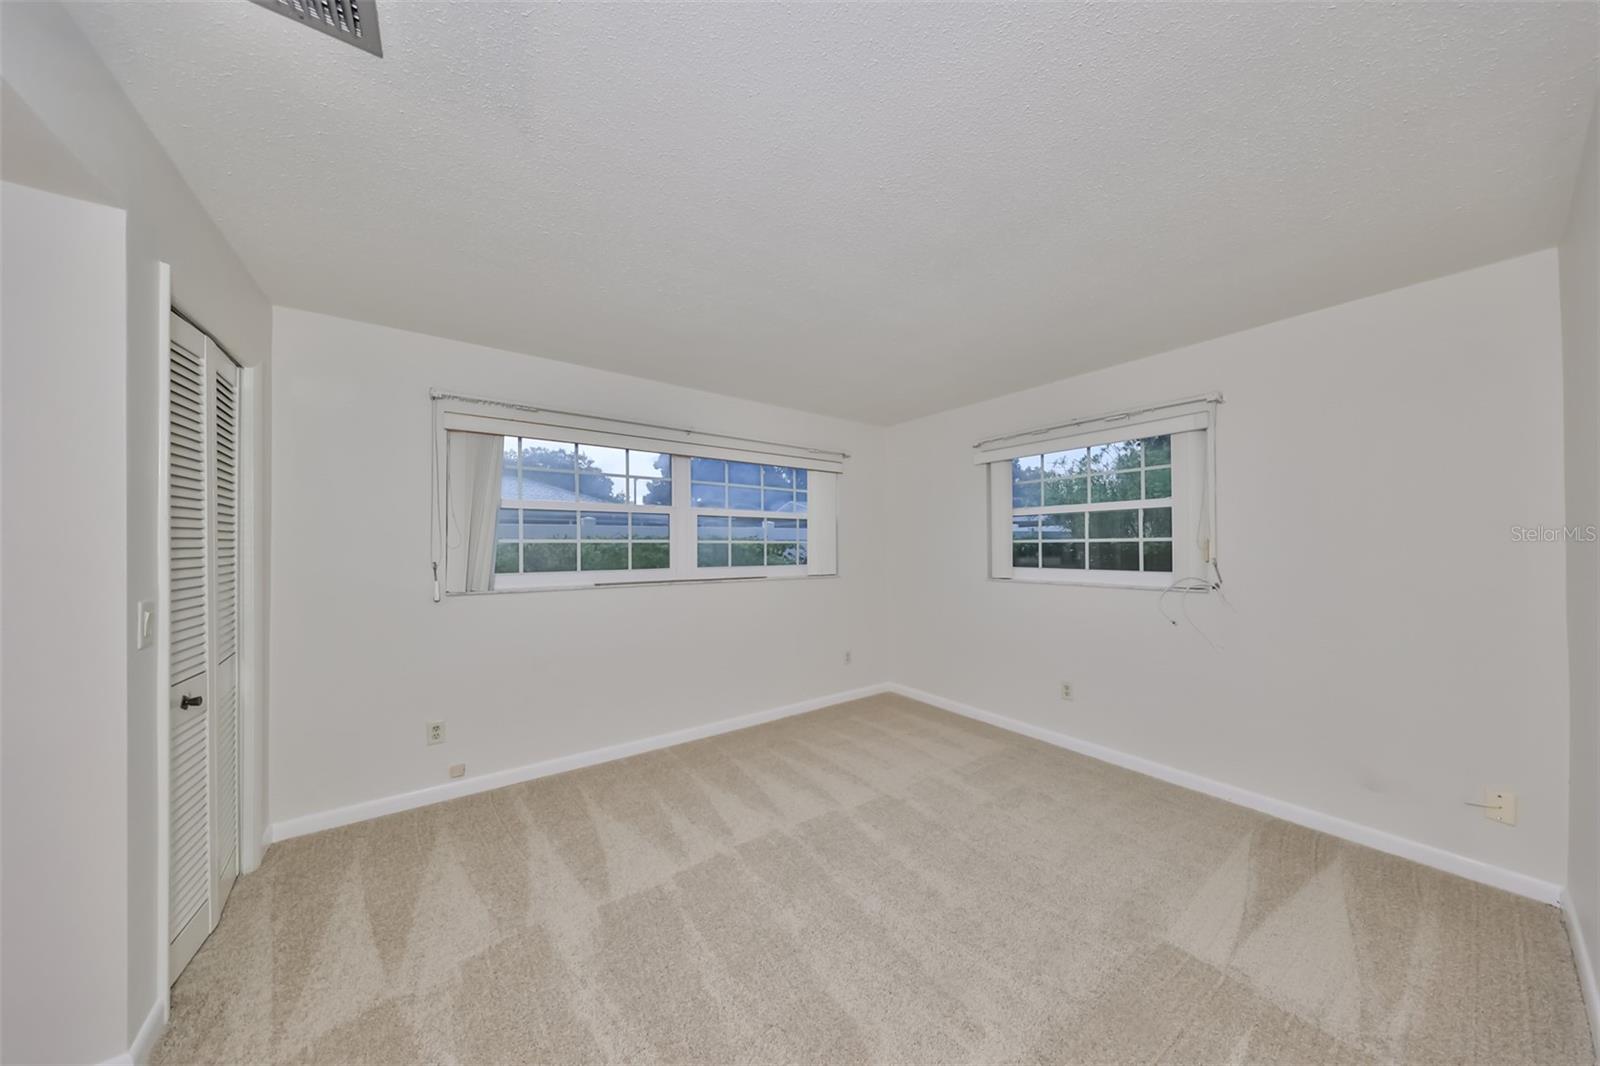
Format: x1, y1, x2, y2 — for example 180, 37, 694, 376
154, 693, 1593, 1065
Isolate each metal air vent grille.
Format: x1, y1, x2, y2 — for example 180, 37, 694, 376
249, 0, 382, 57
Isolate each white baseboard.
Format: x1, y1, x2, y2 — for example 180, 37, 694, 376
887, 683, 1564, 905
267, 683, 892, 843
97, 997, 165, 1066
1561, 889, 1600, 1058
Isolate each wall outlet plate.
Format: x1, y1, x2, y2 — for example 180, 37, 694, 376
1485, 789, 1517, 826
427, 721, 445, 746
1060, 682, 1073, 701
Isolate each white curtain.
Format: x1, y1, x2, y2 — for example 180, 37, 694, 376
445, 431, 503, 593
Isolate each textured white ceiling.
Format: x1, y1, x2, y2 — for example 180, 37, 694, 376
71, 1, 1597, 423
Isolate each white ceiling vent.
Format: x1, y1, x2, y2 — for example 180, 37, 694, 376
249, 0, 382, 57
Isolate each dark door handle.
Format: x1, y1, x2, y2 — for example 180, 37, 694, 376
180, 695, 203, 709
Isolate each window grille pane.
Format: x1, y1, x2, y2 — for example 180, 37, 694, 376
523, 510, 577, 540
577, 444, 627, 476
522, 440, 575, 470
497, 507, 519, 542
1088, 541, 1140, 570
1088, 509, 1139, 539
581, 512, 629, 540
1145, 467, 1172, 499
630, 452, 671, 478
523, 469, 577, 501
631, 512, 669, 540
728, 486, 762, 510
691, 457, 725, 482
691, 482, 726, 508
579, 472, 627, 503
1042, 513, 1085, 539
1090, 440, 1142, 471
1044, 448, 1088, 477
524, 543, 577, 572
1090, 471, 1141, 502
631, 478, 672, 505
1041, 541, 1086, 569
501, 438, 519, 498
1043, 477, 1087, 505
1013, 482, 1043, 508
632, 543, 670, 570
581, 542, 629, 570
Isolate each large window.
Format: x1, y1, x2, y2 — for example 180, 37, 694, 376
434, 398, 842, 594
1010, 435, 1173, 574
978, 396, 1218, 589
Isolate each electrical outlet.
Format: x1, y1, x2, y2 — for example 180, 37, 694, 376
449, 763, 466, 779
1060, 682, 1073, 701
844, 650, 853, 665
427, 721, 445, 746
1483, 788, 1517, 826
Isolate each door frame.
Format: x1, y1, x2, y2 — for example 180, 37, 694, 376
154, 265, 264, 1003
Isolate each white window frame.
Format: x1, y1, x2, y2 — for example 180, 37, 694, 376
977, 396, 1220, 591
431, 394, 842, 594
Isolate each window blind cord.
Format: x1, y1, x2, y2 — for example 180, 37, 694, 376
1158, 577, 1221, 648
1156, 440, 1225, 642
1197, 429, 1223, 593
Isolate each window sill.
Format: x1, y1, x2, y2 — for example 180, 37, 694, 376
448, 571, 831, 597
1001, 572, 1211, 592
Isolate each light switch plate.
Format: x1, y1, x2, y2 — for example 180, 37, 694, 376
135, 600, 155, 650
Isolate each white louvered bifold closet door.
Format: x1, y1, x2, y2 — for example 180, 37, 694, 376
168, 312, 244, 983
169, 314, 212, 980
210, 356, 241, 903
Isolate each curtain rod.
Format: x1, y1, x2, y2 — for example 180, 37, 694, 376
972, 393, 1223, 452
429, 389, 851, 460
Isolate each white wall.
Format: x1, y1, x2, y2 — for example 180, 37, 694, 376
1, 181, 129, 1064
887, 251, 1570, 885
1563, 98, 1600, 982
2, 1, 273, 1052
267, 308, 887, 829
